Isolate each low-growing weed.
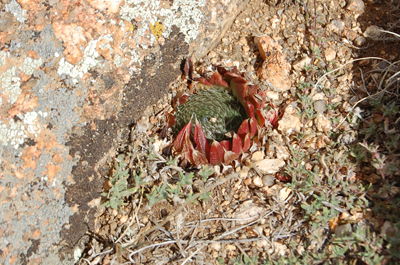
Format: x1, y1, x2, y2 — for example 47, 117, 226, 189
102, 154, 138, 211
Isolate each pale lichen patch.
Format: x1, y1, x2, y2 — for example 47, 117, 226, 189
0, 111, 41, 149
19, 57, 44, 76
57, 39, 99, 84
5, 0, 26, 23
1, 67, 21, 105
0, 51, 7, 67
120, 0, 205, 49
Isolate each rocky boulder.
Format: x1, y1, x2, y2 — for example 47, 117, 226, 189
0, 0, 248, 263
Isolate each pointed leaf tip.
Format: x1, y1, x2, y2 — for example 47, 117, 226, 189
237, 119, 250, 140
209, 141, 224, 165
209, 72, 229, 87
232, 133, 243, 155
194, 120, 210, 157
242, 133, 251, 153
173, 121, 192, 153
250, 117, 258, 138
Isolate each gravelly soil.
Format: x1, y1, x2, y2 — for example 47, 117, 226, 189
77, 0, 400, 264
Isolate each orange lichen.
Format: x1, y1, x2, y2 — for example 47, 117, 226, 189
52, 153, 63, 164
46, 164, 61, 184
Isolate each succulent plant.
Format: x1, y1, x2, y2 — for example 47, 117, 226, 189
173, 87, 247, 141
170, 65, 272, 166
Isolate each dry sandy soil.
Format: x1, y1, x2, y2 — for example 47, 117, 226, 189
77, 0, 400, 264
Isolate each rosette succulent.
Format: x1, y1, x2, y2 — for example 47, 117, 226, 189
170, 65, 271, 166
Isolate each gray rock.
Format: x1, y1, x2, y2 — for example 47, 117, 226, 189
0, 1, 248, 263
314, 100, 327, 114
334, 223, 353, 237
262, 175, 275, 187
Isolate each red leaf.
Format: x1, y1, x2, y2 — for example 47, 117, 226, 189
166, 113, 176, 127
178, 95, 189, 105
248, 94, 261, 110
194, 120, 210, 157
249, 117, 258, 138
209, 72, 228, 87
232, 133, 242, 154
223, 150, 239, 164
223, 71, 242, 82
192, 149, 208, 166
195, 77, 212, 86
237, 119, 249, 140
173, 121, 192, 153
245, 101, 255, 119
230, 77, 248, 106
247, 84, 258, 97
256, 109, 266, 127
242, 133, 251, 153
209, 141, 224, 165
220, 140, 231, 150
181, 132, 195, 165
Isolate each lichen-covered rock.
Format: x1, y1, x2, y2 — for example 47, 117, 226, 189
0, 0, 248, 264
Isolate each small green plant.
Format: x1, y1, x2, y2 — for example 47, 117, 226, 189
102, 154, 137, 211
231, 254, 258, 265
148, 149, 158, 160
198, 165, 214, 182
186, 189, 211, 205
166, 156, 177, 166
177, 171, 194, 186
146, 182, 169, 206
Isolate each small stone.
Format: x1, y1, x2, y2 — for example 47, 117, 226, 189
213, 165, 221, 175
354, 36, 366, 46
327, 20, 345, 34
253, 158, 285, 174
272, 242, 288, 257
312, 93, 325, 101
335, 223, 352, 237
324, 48, 336, 61
275, 145, 290, 160
208, 51, 217, 58
243, 178, 252, 186
339, 0, 347, 7
278, 104, 302, 135
193, 179, 205, 193
252, 151, 264, 161
257, 36, 291, 92
119, 215, 128, 223
256, 240, 269, 248
381, 221, 397, 239
239, 166, 250, 178
279, 187, 292, 201
210, 242, 221, 251
233, 201, 265, 224
347, 0, 365, 13
344, 29, 359, 41
226, 244, 236, 251
315, 114, 332, 132
293, 56, 312, 71
252, 176, 263, 187
265, 90, 280, 101
262, 175, 275, 187
314, 100, 327, 114
364, 25, 383, 40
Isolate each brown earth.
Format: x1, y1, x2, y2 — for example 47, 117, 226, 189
76, 0, 400, 264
